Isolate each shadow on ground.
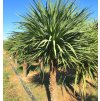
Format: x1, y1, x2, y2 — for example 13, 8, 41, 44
22, 66, 97, 101
26, 70, 80, 101
86, 95, 98, 101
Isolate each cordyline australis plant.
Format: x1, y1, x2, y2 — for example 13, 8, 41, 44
4, 32, 36, 76
4, 0, 97, 101
73, 20, 98, 100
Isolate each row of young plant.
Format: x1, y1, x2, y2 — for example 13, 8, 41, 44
4, 0, 98, 101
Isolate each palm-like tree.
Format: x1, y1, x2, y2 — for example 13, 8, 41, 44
5, 0, 97, 101
4, 33, 34, 76
73, 21, 98, 100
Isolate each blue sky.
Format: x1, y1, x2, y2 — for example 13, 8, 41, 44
3, 0, 98, 39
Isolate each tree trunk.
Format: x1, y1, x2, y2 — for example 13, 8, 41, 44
22, 60, 28, 77
14, 59, 18, 68
39, 58, 43, 71
39, 58, 44, 83
49, 59, 57, 101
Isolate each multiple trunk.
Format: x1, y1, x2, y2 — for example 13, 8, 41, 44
22, 58, 43, 77
22, 58, 58, 101
49, 59, 57, 101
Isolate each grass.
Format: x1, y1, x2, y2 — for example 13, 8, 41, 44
3, 70, 31, 101
4, 72, 19, 101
